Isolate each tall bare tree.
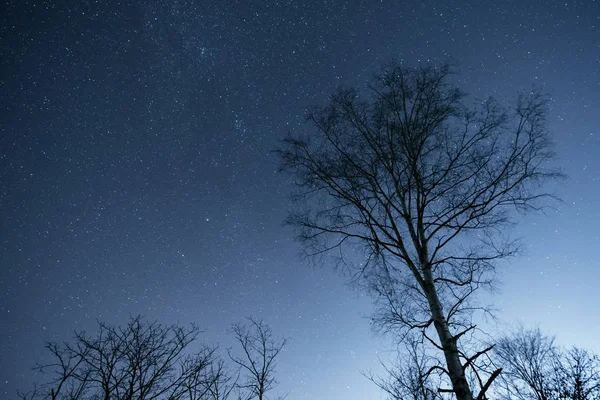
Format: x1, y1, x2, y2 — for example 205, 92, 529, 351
278, 63, 562, 400
18, 315, 223, 400
228, 318, 287, 400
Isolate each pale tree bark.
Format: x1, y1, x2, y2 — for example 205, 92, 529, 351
278, 63, 562, 400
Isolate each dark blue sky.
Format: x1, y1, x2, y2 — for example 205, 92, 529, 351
1, 1, 599, 399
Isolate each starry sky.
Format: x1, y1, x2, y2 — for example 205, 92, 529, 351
1, 1, 599, 399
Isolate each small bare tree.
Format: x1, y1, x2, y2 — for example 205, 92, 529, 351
493, 326, 558, 400
493, 327, 600, 400
554, 347, 600, 400
278, 63, 562, 400
228, 318, 287, 400
365, 335, 443, 400
18, 315, 222, 400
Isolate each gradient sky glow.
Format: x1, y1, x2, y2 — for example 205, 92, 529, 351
1, 1, 599, 399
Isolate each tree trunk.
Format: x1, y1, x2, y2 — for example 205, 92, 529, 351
422, 268, 474, 400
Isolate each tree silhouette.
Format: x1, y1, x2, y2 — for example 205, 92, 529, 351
493, 326, 558, 400
18, 315, 227, 400
493, 327, 600, 400
278, 63, 562, 400
364, 334, 443, 400
228, 318, 287, 400
555, 346, 600, 400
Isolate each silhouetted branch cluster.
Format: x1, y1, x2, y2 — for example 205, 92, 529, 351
492, 327, 600, 400
364, 335, 443, 400
18, 316, 286, 400
228, 318, 288, 400
368, 327, 599, 400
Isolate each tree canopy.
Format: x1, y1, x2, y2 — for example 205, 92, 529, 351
279, 63, 562, 400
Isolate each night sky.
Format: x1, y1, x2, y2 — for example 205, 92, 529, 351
1, 1, 599, 399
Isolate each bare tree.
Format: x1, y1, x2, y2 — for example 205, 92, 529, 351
554, 347, 600, 400
493, 326, 558, 400
278, 63, 562, 400
228, 318, 287, 400
199, 358, 246, 400
18, 315, 221, 400
493, 327, 600, 400
365, 335, 443, 400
